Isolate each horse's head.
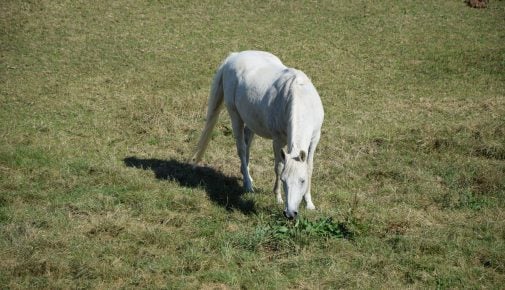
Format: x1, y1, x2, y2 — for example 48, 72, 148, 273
280, 148, 309, 219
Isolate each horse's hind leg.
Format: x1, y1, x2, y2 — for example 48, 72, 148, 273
244, 126, 255, 164
244, 126, 255, 184
228, 109, 254, 192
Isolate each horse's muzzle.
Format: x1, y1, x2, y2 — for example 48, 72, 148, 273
283, 210, 298, 220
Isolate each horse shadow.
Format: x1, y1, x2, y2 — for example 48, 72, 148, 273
123, 157, 256, 215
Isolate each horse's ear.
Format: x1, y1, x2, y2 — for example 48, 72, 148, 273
281, 148, 288, 161
299, 150, 307, 162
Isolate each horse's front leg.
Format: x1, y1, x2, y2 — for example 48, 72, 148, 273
305, 160, 316, 210
305, 133, 321, 210
228, 110, 254, 193
273, 139, 285, 204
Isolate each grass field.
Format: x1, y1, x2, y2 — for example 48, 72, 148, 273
1, 0, 504, 288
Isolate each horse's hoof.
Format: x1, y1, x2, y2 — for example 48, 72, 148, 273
275, 192, 283, 204
244, 187, 255, 193
306, 203, 316, 210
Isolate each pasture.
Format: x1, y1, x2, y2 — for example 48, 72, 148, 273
1, 0, 504, 288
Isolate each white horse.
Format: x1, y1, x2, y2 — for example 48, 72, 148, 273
190, 51, 324, 219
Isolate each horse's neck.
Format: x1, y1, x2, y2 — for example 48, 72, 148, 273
281, 70, 321, 154
286, 98, 311, 154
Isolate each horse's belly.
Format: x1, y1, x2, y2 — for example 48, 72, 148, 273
247, 124, 274, 139
239, 108, 274, 139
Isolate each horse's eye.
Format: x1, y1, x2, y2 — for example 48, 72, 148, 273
300, 179, 305, 184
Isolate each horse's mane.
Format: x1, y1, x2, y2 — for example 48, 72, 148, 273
276, 69, 297, 124
280, 69, 312, 118
276, 68, 314, 152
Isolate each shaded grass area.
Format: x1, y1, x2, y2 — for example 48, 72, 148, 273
1, 0, 505, 288
123, 157, 255, 214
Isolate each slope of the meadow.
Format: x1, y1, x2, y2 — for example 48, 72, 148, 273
1, 0, 504, 288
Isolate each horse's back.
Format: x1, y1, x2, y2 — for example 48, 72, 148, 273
220, 52, 287, 137
219, 51, 322, 140
225, 51, 285, 71
223, 51, 286, 87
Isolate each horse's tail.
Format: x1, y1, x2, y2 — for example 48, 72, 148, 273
189, 57, 229, 164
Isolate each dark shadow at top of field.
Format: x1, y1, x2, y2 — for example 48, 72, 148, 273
123, 157, 256, 215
